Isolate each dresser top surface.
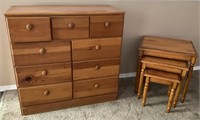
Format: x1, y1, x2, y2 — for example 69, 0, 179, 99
5, 5, 124, 16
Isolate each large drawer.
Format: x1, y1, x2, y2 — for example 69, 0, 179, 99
73, 58, 120, 80
16, 63, 71, 87
74, 76, 118, 98
19, 82, 72, 107
12, 41, 71, 66
72, 37, 121, 61
52, 16, 89, 40
90, 15, 124, 38
7, 17, 51, 43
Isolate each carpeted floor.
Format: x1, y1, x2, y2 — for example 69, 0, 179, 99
0, 71, 199, 120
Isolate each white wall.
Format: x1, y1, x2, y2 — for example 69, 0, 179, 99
0, 1, 199, 86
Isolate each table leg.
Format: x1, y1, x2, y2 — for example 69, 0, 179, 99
135, 50, 143, 93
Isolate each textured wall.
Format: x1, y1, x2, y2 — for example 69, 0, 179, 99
0, 1, 199, 86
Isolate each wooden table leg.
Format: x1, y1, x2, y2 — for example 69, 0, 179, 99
135, 50, 143, 93
167, 83, 177, 113
142, 76, 150, 107
138, 63, 146, 99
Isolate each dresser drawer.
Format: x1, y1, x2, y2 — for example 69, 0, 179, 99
7, 17, 51, 43
73, 58, 119, 80
52, 16, 89, 40
90, 15, 124, 38
72, 37, 121, 61
16, 63, 71, 87
74, 76, 118, 98
12, 41, 71, 66
19, 82, 72, 107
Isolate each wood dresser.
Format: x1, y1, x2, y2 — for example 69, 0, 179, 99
4, 5, 124, 115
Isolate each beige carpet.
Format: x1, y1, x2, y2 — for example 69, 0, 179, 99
0, 72, 199, 120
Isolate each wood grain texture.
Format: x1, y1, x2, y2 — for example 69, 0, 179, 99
18, 82, 72, 107
73, 76, 118, 98
140, 36, 197, 56
15, 63, 71, 87
142, 56, 189, 70
72, 37, 121, 61
12, 41, 71, 66
52, 16, 89, 40
5, 5, 124, 16
144, 69, 180, 83
7, 17, 51, 43
21, 93, 117, 115
73, 58, 120, 80
90, 15, 124, 38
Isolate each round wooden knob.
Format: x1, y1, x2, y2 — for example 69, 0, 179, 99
94, 83, 100, 88
26, 24, 34, 30
94, 45, 101, 50
104, 21, 111, 28
44, 90, 50, 96
41, 70, 48, 76
94, 64, 101, 70
68, 22, 74, 29
39, 48, 46, 54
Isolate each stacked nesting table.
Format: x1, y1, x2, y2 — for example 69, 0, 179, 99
135, 36, 198, 103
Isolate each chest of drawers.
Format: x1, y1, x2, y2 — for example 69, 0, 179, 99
5, 5, 124, 115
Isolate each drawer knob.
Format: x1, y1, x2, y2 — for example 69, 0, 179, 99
94, 45, 101, 50
41, 70, 48, 76
44, 90, 50, 96
94, 64, 101, 70
68, 22, 74, 29
39, 48, 46, 54
94, 83, 100, 88
104, 21, 111, 28
26, 24, 34, 30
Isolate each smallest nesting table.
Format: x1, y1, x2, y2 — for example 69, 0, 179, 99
135, 36, 198, 103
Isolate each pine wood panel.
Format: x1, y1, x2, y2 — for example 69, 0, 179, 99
52, 16, 89, 40
21, 93, 117, 115
73, 58, 120, 80
90, 15, 124, 38
5, 5, 124, 17
74, 76, 118, 98
15, 63, 71, 87
72, 37, 121, 61
19, 82, 72, 107
140, 36, 197, 56
142, 56, 188, 70
7, 17, 51, 43
12, 41, 71, 66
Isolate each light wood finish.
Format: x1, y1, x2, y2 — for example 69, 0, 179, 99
90, 15, 124, 38
74, 76, 118, 98
7, 17, 51, 43
73, 58, 120, 80
15, 63, 71, 87
142, 69, 180, 113
5, 5, 124, 16
21, 93, 117, 115
72, 37, 121, 61
18, 82, 72, 107
137, 56, 188, 98
135, 36, 197, 103
52, 16, 89, 40
5, 5, 124, 115
12, 41, 71, 66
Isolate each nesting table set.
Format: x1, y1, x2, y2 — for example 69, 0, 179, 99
135, 36, 198, 112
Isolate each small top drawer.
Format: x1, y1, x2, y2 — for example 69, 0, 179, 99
7, 17, 51, 43
12, 41, 71, 66
90, 15, 124, 38
52, 16, 89, 40
72, 37, 122, 61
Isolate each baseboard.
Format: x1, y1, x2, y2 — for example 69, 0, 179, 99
0, 66, 199, 92
0, 85, 17, 92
